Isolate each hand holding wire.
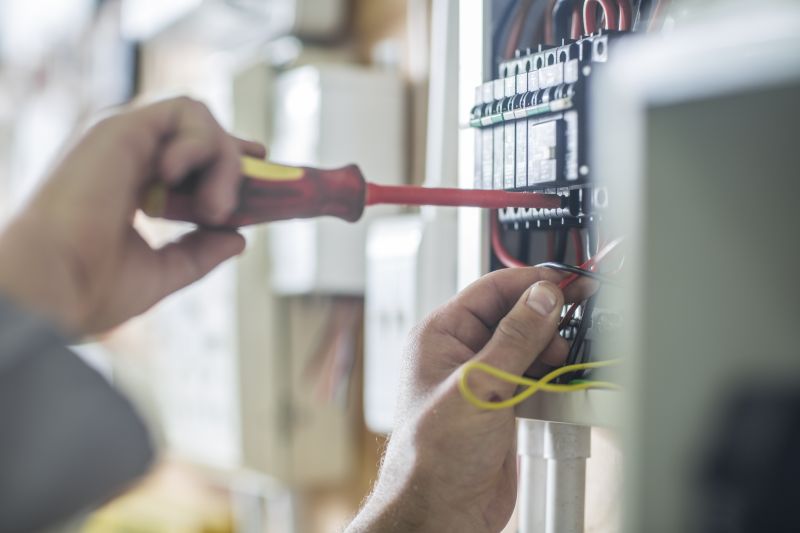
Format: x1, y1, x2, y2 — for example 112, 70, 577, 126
462, 220, 625, 410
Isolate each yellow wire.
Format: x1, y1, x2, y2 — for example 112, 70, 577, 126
458, 359, 623, 410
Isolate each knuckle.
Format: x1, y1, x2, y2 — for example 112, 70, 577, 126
408, 320, 430, 345
410, 308, 447, 341
222, 136, 240, 160
177, 96, 212, 116
175, 95, 199, 107
89, 114, 151, 160
89, 114, 121, 138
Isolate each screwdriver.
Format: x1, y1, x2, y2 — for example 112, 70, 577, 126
142, 156, 562, 227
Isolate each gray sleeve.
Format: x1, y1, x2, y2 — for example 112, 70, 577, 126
0, 297, 154, 532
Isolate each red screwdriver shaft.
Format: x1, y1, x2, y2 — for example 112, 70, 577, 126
365, 183, 561, 210
143, 157, 563, 228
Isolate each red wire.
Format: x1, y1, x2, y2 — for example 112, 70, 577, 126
557, 236, 624, 328
492, 211, 623, 288
543, 0, 557, 45
505, 0, 534, 59
491, 211, 528, 268
570, 3, 583, 39
365, 183, 561, 210
490, 212, 624, 331
558, 235, 624, 289
560, 302, 581, 329
617, 0, 632, 30
583, 0, 618, 34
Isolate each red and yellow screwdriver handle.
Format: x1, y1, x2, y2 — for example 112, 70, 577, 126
142, 157, 367, 227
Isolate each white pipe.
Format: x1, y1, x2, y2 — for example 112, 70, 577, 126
544, 422, 591, 533
517, 419, 548, 533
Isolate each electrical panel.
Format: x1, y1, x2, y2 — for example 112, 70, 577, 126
471, 30, 624, 378
467, 0, 659, 382
470, 32, 615, 230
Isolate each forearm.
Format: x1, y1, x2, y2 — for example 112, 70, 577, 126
0, 295, 154, 531
0, 212, 86, 335
347, 479, 477, 533
346, 430, 479, 533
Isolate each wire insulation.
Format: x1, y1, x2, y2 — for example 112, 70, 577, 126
617, 0, 632, 30
583, 0, 618, 34
571, 229, 585, 264
493, 0, 519, 65
537, 262, 619, 285
491, 212, 529, 268
647, 0, 668, 31
553, 0, 577, 42
505, 0, 534, 59
543, 0, 558, 44
571, 3, 584, 38
557, 236, 624, 289
459, 359, 622, 410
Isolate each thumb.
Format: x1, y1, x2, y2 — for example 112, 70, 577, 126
470, 280, 563, 397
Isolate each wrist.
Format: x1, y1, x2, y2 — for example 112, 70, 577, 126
347, 430, 432, 533
346, 498, 428, 533
0, 213, 85, 336
346, 427, 479, 533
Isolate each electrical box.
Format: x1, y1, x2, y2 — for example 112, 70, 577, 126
268, 64, 406, 295
470, 32, 615, 230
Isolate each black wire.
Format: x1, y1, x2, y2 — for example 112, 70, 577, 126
493, 0, 519, 67
552, 0, 577, 42
587, 224, 599, 258
636, 0, 656, 30
520, 0, 552, 50
583, 228, 593, 262
561, 294, 597, 381
631, 0, 645, 30
579, 338, 591, 367
536, 262, 620, 285
554, 230, 568, 263
518, 229, 531, 264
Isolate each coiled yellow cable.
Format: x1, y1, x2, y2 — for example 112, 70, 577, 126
458, 359, 622, 410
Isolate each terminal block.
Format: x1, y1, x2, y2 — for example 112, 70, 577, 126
470, 32, 618, 229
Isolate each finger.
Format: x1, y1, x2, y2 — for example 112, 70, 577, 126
524, 359, 554, 379
517, 333, 570, 377
134, 97, 220, 184
460, 267, 593, 328
468, 281, 564, 397
158, 133, 222, 186
192, 133, 242, 225
146, 98, 241, 225
233, 136, 267, 159
156, 229, 245, 297
434, 268, 595, 353
535, 334, 570, 367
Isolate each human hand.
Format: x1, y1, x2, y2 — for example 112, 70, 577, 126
347, 268, 594, 533
0, 97, 265, 336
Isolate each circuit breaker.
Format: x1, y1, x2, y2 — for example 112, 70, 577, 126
470, 32, 615, 231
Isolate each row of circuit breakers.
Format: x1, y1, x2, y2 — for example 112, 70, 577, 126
471, 32, 615, 227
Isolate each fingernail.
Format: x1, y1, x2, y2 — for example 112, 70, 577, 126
526, 281, 558, 316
